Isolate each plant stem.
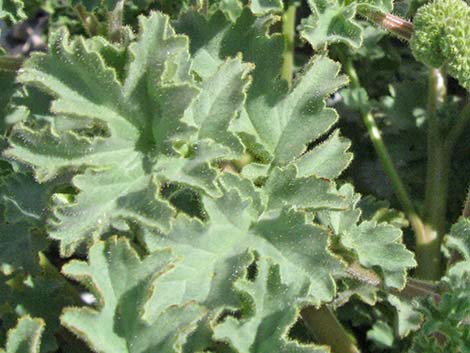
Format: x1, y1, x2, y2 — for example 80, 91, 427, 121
108, 0, 125, 43
463, 186, 470, 218
301, 306, 360, 353
418, 68, 448, 280
282, 3, 297, 87
358, 10, 414, 40
74, 4, 101, 37
0, 56, 23, 71
342, 58, 428, 260
345, 261, 440, 301
445, 101, 470, 155
200, 0, 209, 16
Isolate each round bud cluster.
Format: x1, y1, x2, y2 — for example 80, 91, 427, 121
411, 0, 470, 90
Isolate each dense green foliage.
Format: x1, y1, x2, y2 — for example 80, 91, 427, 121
1, 0, 470, 352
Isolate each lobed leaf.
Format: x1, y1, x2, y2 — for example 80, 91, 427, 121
300, 0, 393, 50
143, 187, 343, 322
61, 236, 206, 353
0, 270, 78, 352
1, 316, 44, 353
342, 221, 416, 288
4, 12, 250, 255
213, 258, 329, 353
0, 0, 25, 22
445, 216, 470, 260
250, 0, 283, 14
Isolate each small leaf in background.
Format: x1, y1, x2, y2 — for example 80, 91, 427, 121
410, 267, 470, 352
0, 0, 25, 23
1, 316, 44, 353
250, 0, 283, 14
0, 221, 46, 274
444, 216, 470, 260
1, 269, 79, 352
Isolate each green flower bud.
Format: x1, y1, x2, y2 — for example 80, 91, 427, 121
411, 0, 470, 90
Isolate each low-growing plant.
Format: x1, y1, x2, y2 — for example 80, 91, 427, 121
1, 0, 470, 352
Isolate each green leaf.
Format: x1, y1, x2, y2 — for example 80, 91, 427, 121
317, 183, 361, 235
263, 165, 348, 211
293, 129, 352, 179
300, 0, 393, 50
367, 321, 394, 348
250, 0, 283, 14
0, 173, 55, 225
341, 221, 416, 289
217, 0, 243, 21
176, 8, 283, 83
61, 236, 206, 353
387, 294, 422, 338
4, 12, 249, 255
410, 268, 470, 352
0, 0, 25, 22
301, 0, 362, 50
187, 57, 252, 158
219, 172, 264, 215
252, 207, 343, 303
0, 70, 18, 133
445, 216, 470, 260
49, 167, 174, 256
1, 316, 44, 353
70, 0, 148, 11
178, 9, 348, 166
2, 270, 78, 352
0, 221, 47, 274
213, 258, 329, 353
143, 187, 343, 322
239, 55, 348, 166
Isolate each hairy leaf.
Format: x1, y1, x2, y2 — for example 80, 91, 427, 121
263, 166, 347, 211
4, 12, 249, 255
293, 129, 352, 179
143, 187, 343, 322
1, 316, 44, 353
250, 0, 283, 14
445, 216, 470, 260
342, 221, 416, 288
0, 0, 25, 22
301, 0, 393, 50
0, 221, 46, 274
61, 237, 205, 353
1, 269, 78, 352
213, 258, 329, 353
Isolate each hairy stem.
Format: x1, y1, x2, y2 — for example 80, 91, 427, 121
445, 101, 470, 154
282, 3, 297, 86
301, 306, 360, 353
463, 185, 470, 218
0, 56, 23, 71
418, 68, 448, 280
358, 10, 414, 40
342, 58, 428, 261
345, 262, 440, 301
75, 4, 101, 37
108, 0, 125, 43
201, 0, 209, 16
